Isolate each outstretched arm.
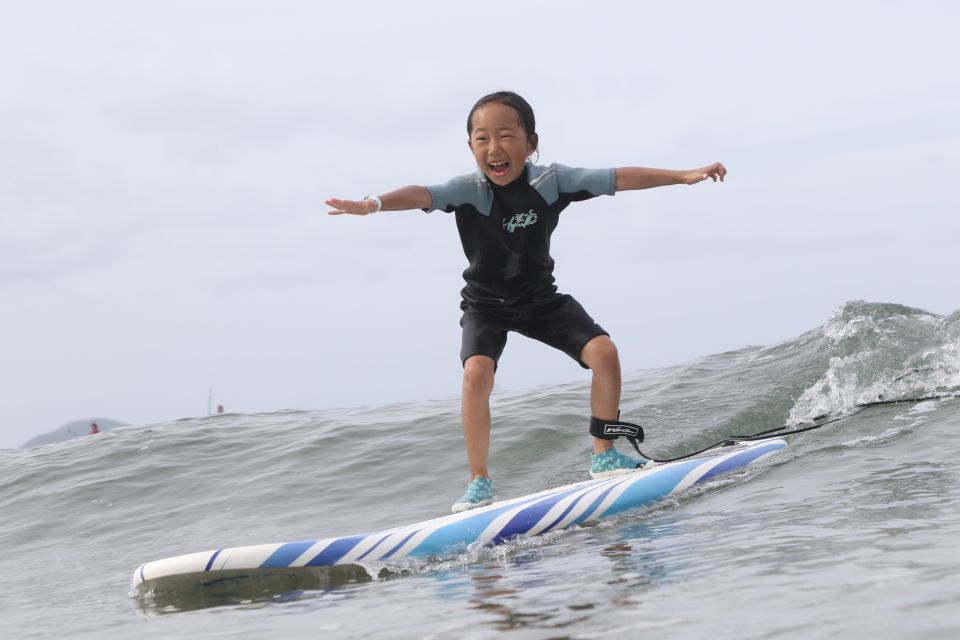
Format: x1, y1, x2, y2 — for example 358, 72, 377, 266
326, 185, 432, 216
615, 163, 726, 191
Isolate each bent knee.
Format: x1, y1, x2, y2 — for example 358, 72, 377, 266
463, 356, 495, 395
582, 336, 619, 371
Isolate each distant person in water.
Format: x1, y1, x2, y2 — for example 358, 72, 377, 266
327, 90, 726, 513
88, 422, 100, 435
217, 404, 224, 414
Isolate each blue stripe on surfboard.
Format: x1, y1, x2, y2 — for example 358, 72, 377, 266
260, 540, 316, 568
695, 440, 784, 485
408, 495, 555, 558
601, 461, 702, 519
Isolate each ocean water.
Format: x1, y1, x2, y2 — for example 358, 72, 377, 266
2, 301, 959, 639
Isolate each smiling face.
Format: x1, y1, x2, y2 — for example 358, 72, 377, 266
467, 102, 537, 186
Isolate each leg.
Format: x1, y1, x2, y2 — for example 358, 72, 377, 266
461, 354, 496, 479
580, 335, 621, 454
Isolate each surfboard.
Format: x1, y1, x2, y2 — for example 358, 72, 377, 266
133, 437, 786, 592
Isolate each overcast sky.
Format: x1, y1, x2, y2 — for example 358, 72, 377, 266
1, 1, 957, 448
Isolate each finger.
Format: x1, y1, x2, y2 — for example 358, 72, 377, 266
326, 198, 349, 215
327, 199, 365, 215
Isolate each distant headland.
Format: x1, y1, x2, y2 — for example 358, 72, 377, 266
21, 418, 127, 448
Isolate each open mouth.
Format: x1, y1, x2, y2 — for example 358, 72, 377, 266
489, 160, 510, 178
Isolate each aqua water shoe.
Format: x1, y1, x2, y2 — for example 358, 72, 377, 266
590, 447, 651, 479
451, 476, 495, 513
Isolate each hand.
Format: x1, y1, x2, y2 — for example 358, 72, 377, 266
683, 162, 727, 185
325, 197, 378, 215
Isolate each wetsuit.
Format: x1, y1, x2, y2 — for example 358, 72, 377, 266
425, 163, 617, 368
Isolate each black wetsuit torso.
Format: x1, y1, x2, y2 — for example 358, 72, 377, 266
427, 163, 616, 306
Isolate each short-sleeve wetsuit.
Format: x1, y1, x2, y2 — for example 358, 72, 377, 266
425, 162, 617, 368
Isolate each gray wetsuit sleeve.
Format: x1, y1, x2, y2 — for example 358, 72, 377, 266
556, 164, 617, 196
423, 172, 493, 215
527, 163, 616, 206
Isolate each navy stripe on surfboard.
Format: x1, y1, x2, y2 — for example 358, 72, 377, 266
568, 484, 620, 527
305, 534, 367, 566
539, 490, 592, 534
488, 486, 586, 545
204, 549, 223, 572
379, 530, 421, 560
356, 532, 393, 561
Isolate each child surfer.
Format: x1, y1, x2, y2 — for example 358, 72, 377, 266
327, 91, 726, 513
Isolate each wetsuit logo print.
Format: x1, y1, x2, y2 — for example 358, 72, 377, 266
503, 209, 538, 233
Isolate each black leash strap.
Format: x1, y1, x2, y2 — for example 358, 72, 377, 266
589, 416, 645, 456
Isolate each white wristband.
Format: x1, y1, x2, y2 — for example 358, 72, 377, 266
364, 195, 382, 213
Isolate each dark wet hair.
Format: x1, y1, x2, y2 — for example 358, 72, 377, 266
467, 91, 538, 152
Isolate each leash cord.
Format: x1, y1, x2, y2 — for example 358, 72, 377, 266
636, 392, 959, 464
